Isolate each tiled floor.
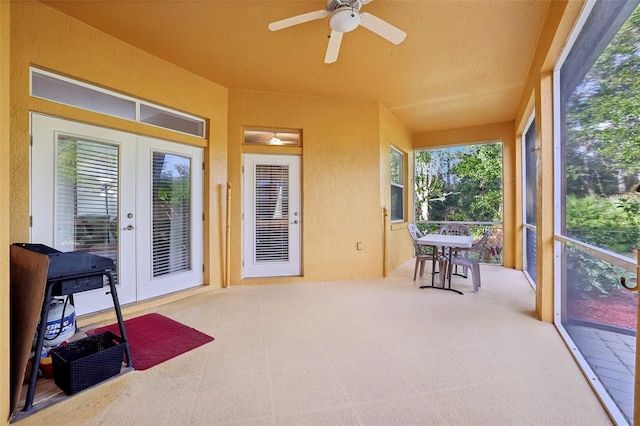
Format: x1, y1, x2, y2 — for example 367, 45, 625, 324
15, 261, 614, 425
566, 324, 635, 424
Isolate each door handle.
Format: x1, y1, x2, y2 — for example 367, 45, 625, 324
624, 250, 640, 291
123, 224, 134, 231
620, 276, 637, 291
290, 220, 298, 225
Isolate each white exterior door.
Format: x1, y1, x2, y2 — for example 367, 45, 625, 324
135, 136, 203, 300
243, 154, 301, 277
31, 114, 203, 315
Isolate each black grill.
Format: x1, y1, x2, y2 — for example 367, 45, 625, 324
13, 243, 114, 295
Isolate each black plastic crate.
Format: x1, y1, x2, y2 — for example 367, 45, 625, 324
50, 331, 125, 395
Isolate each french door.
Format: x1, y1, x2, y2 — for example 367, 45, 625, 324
243, 154, 301, 277
31, 114, 203, 315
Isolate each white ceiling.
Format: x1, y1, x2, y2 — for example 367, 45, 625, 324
42, 0, 551, 134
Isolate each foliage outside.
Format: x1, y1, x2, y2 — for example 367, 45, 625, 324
152, 154, 192, 277
414, 143, 503, 263
563, 5, 640, 295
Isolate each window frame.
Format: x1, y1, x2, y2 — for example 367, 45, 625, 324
30, 67, 206, 138
390, 146, 405, 223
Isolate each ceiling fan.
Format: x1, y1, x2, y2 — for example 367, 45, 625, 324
268, 0, 407, 64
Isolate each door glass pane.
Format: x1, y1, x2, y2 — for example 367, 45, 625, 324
255, 164, 289, 262
56, 137, 119, 278
152, 152, 192, 277
559, 2, 640, 423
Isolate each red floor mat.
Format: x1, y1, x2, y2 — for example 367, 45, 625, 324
88, 313, 214, 370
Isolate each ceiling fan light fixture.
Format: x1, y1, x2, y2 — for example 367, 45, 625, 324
269, 134, 283, 145
329, 8, 361, 33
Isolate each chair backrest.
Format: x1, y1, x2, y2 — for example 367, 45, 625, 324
407, 223, 423, 242
471, 229, 493, 251
407, 224, 431, 256
438, 224, 471, 237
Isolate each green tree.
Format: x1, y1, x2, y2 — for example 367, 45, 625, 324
562, 3, 640, 263
414, 150, 447, 221
414, 143, 503, 223
565, 5, 640, 197
565, 194, 640, 256
452, 143, 503, 222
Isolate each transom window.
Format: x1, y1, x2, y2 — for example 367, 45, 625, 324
30, 67, 206, 138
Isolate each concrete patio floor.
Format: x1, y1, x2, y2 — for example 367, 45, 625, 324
14, 261, 614, 425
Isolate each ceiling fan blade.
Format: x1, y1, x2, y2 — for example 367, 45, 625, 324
359, 12, 407, 45
268, 10, 328, 31
324, 30, 343, 64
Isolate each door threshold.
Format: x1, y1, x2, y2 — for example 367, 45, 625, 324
76, 284, 214, 328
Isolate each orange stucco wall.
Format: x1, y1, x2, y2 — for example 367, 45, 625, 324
228, 90, 389, 283
512, 0, 586, 321
379, 105, 414, 274
9, 1, 229, 290
9, 1, 413, 291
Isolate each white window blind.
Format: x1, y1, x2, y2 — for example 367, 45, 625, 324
56, 137, 119, 279
255, 164, 289, 262
152, 152, 192, 277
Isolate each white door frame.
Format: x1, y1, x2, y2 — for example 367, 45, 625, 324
243, 154, 301, 278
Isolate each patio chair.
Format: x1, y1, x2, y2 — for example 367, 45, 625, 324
438, 224, 490, 293
407, 224, 438, 283
438, 224, 472, 276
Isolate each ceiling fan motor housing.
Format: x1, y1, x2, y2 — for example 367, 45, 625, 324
327, 0, 362, 13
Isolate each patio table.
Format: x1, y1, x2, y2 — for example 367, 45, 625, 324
417, 234, 473, 295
